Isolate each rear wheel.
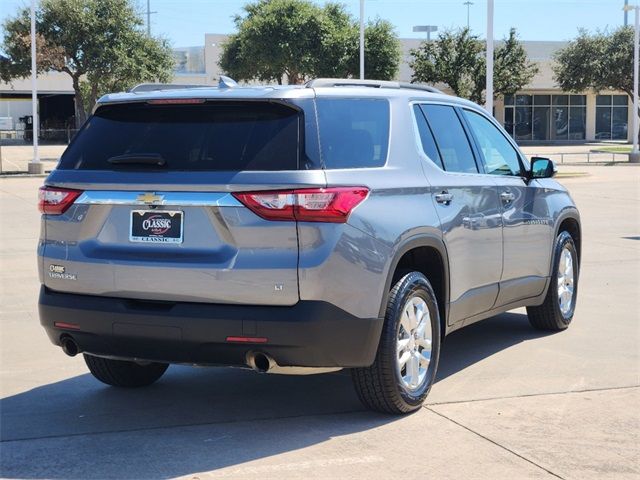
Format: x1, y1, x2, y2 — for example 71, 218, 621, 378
352, 272, 441, 414
84, 354, 169, 388
527, 231, 579, 331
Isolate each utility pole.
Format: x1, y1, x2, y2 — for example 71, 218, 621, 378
464, 1, 473, 30
359, 0, 365, 79
28, 0, 42, 174
485, 0, 494, 114
625, 0, 629, 26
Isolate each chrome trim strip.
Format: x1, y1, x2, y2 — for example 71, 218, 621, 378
75, 191, 243, 207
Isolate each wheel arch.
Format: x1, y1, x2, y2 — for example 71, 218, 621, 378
554, 209, 582, 264
379, 235, 450, 337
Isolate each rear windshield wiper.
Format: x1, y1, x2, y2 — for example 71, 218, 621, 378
107, 153, 166, 166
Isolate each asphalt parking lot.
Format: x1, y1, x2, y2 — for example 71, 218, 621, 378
0, 166, 638, 479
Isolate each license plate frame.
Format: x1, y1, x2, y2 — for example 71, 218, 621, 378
130, 210, 184, 244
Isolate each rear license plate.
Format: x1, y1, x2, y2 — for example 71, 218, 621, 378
130, 210, 183, 244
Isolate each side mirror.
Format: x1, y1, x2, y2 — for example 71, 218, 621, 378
530, 157, 556, 179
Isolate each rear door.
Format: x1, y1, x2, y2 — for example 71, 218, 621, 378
414, 103, 503, 324
42, 99, 324, 305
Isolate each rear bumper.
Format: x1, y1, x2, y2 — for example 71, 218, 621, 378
38, 287, 383, 368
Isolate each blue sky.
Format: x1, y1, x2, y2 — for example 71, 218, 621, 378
0, 0, 632, 47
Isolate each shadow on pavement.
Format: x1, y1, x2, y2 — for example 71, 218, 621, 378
437, 311, 553, 382
1, 311, 552, 479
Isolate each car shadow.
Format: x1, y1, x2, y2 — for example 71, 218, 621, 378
1, 311, 552, 479
436, 311, 554, 382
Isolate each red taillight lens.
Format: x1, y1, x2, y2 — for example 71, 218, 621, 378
38, 186, 82, 215
233, 187, 369, 223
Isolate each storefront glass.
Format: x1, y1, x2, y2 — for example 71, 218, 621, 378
503, 94, 586, 141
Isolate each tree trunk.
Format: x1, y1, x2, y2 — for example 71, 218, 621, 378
72, 76, 86, 129
88, 83, 99, 113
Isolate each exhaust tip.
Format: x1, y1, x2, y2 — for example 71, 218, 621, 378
60, 335, 79, 357
246, 351, 274, 373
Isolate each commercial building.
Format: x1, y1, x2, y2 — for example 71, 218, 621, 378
0, 34, 633, 144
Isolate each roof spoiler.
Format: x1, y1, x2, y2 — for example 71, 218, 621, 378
305, 78, 443, 94
129, 76, 238, 94
128, 83, 208, 93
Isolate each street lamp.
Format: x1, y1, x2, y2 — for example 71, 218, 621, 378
413, 25, 438, 42
623, 3, 639, 161
463, 1, 473, 29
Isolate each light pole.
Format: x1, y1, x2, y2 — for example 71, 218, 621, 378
413, 25, 438, 42
359, 0, 365, 79
624, 3, 639, 161
146, 0, 157, 36
463, 1, 473, 29
28, 0, 42, 174
485, 0, 494, 114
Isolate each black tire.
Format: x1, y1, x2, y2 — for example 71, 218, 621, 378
351, 272, 441, 414
527, 231, 579, 331
84, 354, 169, 388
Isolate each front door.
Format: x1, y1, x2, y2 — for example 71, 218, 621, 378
460, 107, 554, 306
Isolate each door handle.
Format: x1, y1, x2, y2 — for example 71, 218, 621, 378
500, 191, 515, 203
434, 191, 453, 205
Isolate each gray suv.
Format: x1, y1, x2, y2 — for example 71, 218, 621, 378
37, 79, 581, 414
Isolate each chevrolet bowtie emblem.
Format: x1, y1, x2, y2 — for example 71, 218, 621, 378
137, 193, 164, 204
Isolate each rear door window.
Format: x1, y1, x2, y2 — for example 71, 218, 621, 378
420, 104, 479, 174
58, 101, 301, 171
316, 98, 390, 169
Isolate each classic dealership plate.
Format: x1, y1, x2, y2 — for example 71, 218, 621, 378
130, 210, 183, 243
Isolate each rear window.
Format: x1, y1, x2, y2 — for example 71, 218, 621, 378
58, 101, 301, 171
315, 98, 390, 169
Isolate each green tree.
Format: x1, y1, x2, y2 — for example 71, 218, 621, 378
345, 19, 401, 81
554, 27, 634, 101
410, 28, 537, 105
219, 0, 400, 84
0, 0, 174, 127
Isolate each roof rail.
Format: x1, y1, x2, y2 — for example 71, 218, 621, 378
305, 78, 443, 94
128, 83, 208, 93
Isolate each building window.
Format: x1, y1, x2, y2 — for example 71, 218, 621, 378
503, 94, 586, 141
596, 95, 628, 140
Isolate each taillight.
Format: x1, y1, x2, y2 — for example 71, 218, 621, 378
38, 186, 82, 215
233, 187, 369, 223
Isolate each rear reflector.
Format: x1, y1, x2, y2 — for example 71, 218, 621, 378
226, 336, 268, 344
233, 187, 369, 223
54, 322, 81, 330
38, 186, 83, 215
